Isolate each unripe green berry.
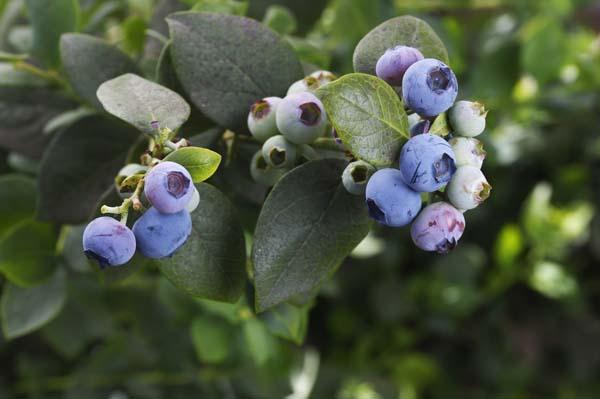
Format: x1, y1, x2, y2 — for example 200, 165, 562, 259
447, 165, 491, 210
261, 135, 298, 169
276, 92, 328, 145
247, 96, 281, 142
186, 186, 200, 213
287, 76, 320, 95
309, 70, 337, 86
449, 137, 486, 169
342, 160, 376, 195
449, 101, 487, 137
250, 150, 289, 186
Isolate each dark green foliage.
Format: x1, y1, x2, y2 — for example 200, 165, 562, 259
0, 1, 599, 398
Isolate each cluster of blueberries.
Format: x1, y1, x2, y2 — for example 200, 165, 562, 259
350, 46, 491, 253
83, 161, 198, 267
247, 71, 336, 185
247, 47, 490, 254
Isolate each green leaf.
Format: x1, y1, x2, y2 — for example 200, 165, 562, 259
0, 86, 74, 158
121, 15, 147, 55
191, 0, 248, 15
158, 183, 246, 302
1, 268, 66, 339
26, 0, 79, 68
261, 302, 309, 344
163, 147, 221, 183
167, 12, 303, 132
263, 5, 297, 35
37, 115, 140, 224
0, 220, 57, 287
243, 317, 276, 366
429, 112, 450, 137
317, 73, 408, 168
60, 33, 139, 109
97, 73, 191, 135
353, 15, 449, 76
190, 316, 232, 364
520, 16, 566, 85
252, 159, 370, 312
0, 174, 36, 239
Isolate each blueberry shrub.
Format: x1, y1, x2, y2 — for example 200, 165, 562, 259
1, 0, 600, 398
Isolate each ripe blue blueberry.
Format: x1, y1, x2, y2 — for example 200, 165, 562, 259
446, 165, 491, 211
261, 135, 298, 169
402, 58, 458, 118
144, 161, 194, 214
250, 150, 289, 186
410, 119, 430, 137
365, 168, 422, 227
342, 160, 376, 195
247, 96, 281, 142
399, 133, 457, 192
449, 137, 486, 169
375, 45, 424, 86
132, 207, 192, 259
449, 100, 487, 137
83, 216, 136, 267
276, 92, 328, 145
411, 201, 465, 254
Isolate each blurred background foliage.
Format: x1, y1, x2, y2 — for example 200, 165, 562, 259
1, 0, 600, 398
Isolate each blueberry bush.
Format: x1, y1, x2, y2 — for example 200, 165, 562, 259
1, 0, 600, 398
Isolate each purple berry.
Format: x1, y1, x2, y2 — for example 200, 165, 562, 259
411, 202, 465, 254
365, 168, 422, 227
375, 46, 424, 86
132, 207, 192, 259
82, 217, 136, 267
399, 133, 456, 192
144, 161, 193, 214
402, 59, 458, 118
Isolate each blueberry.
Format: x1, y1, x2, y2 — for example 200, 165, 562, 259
449, 100, 487, 137
402, 58, 458, 118
407, 113, 421, 130
399, 133, 457, 192
83, 217, 136, 267
186, 186, 200, 213
342, 160, 376, 195
375, 46, 424, 86
247, 96, 281, 142
410, 120, 430, 137
411, 202, 465, 254
287, 76, 320, 95
276, 92, 328, 144
449, 137, 486, 169
132, 207, 192, 259
261, 135, 298, 169
446, 165, 491, 211
309, 70, 337, 86
250, 150, 289, 186
365, 168, 422, 227
144, 161, 194, 214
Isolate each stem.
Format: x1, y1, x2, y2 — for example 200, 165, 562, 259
101, 177, 145, 223
13, 61, 66, 86
145, 29, 169, 44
